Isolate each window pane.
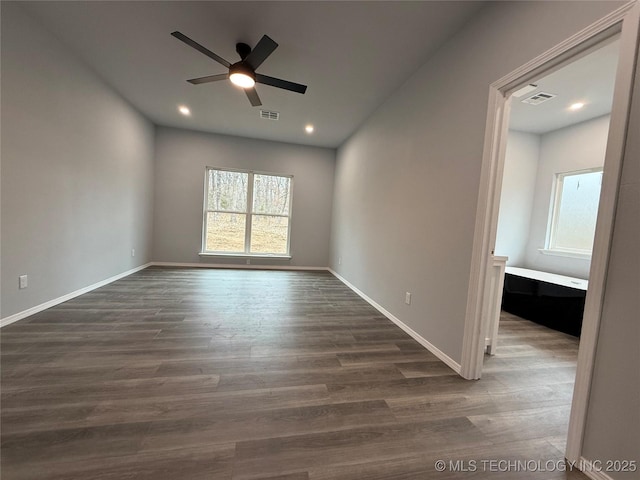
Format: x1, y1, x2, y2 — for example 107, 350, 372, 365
207, 170, 248, 212
252, 174, 291, 215
250, 215, 289, 254
553, 171, 602, 252
206, 212, 246, 252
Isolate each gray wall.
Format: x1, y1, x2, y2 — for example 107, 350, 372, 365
495, 131, 540, 266
153, 127, 335, 267
582, 49, 640, 477
330, 1, 624, 364
0, 4, 155, 318
524, 115, 610, 278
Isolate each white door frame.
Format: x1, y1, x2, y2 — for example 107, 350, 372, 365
460, 0, 639, 464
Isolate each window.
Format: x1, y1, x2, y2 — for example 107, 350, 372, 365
546, 168, 603, 256
203, 167, 292, 256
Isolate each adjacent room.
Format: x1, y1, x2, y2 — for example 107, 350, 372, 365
481, 37, 622, 458
1, 2, 639, 479
494, 37, 619, 339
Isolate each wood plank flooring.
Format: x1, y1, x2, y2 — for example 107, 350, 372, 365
1, 267, 586, 479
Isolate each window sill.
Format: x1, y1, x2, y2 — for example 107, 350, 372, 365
199, 252, 292, 260
538, 249, 591, 260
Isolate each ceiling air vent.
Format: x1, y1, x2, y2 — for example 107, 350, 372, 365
260, 110, 280, 120
521, 92, 557, 105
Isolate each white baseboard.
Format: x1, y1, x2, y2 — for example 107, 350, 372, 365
329, 269, 462, 375
150, 262, 329, 271
0, 263, 152, 328
578, 457, 616, 480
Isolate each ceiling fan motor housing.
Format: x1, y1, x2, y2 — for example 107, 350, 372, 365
236, 42, 252, 60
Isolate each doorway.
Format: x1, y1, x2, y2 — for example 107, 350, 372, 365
487, 34, 621, 459
492, 36, 621, 352
461, 1, 639, 465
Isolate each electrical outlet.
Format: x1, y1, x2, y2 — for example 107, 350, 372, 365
19, 275, 28, 289
246, 258, 251, 265
131, 248, 135, 257
405, 292, 411, 305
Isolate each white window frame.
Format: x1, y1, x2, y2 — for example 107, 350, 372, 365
542, 166, 603, 259
200, 166, 293, 258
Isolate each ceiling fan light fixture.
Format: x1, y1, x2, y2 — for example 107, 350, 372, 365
230, 72, 255, 88
229, 64, 256, 89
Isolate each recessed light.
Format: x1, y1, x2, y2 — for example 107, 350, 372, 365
569, 102, 585, 111
305, 124, 314, 134
178, 105, 191, 116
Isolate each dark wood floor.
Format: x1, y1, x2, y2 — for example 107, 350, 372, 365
1, 268, 586, 479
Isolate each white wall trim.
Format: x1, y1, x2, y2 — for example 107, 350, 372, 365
329, 269, 462, 375
0, 263, 153, 328
577, 457, 616, 480
198, 253, 292, 259
460, 83, 512, 381
567, 2, 640, 463
461, 0, 640, 465
151, 262, 329, 271
492, 2, 638, 96
538, 248, 592, 260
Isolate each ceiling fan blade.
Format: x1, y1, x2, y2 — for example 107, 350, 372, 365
256, 74, 307, 94
245, 87, 262, 107
171, 31, 231, 68
187, 73, 229, 85
244, 35, 278, 70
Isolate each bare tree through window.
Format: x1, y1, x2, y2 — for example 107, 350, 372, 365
203, 168, 292, 255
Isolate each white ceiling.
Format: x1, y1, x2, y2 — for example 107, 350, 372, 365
22, 1, 484, 148
509, 38, 620, 134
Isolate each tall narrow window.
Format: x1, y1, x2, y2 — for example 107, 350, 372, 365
203, 167, 292, 255
547, 168, 602, 255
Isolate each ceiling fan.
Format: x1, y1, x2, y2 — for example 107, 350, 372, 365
172, 31, 307, 107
